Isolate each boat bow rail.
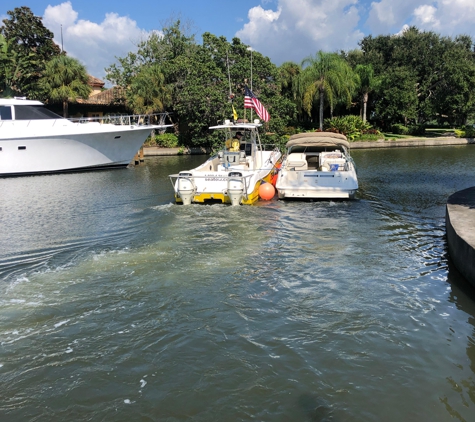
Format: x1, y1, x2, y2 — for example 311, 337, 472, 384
70, 113, 172, 129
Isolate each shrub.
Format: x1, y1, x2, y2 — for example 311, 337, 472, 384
151, 133, 179, 148
390, 124, 409, 135
323, 115, 373, 141
454, 129, 465, 138
463, 125, 475, 138
408, 124, 426, 136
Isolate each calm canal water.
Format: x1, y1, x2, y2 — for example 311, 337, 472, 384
1, 146, 475, 422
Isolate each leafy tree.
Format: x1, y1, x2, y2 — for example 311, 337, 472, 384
127, 63, 171, 114
0, 34, 39, 96
432, 38, 475, 125
278, 61, 300, 102
1, 6, 61, 98
106, 22, 295, 147
297, 51, 355, 130
358, 27, 475, 126
374, 66, 418, 128
38, 55, 91, 117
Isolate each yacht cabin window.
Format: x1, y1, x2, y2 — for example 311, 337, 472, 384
0, 106, 12, 120
14, 105, 63, 120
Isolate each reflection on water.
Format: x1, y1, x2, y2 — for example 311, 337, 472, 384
1, 146, 475, 421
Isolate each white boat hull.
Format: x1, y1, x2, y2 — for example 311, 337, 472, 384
169, 120, 281, 205
276, 132, 358, 200
0, 126, 155, 176
172, 150, 280, 205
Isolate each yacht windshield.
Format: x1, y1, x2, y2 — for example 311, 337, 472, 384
14, 105, 63, 120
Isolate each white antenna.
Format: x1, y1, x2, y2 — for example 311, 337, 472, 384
247, 46, 253, 120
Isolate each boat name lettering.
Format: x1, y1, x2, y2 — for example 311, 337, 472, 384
205, 177, 227, 181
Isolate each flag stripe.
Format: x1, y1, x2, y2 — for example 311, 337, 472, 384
244, 86, 270, 122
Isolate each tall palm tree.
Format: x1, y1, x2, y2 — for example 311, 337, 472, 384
38, 55, 91, 117
297, 51, 355, 130
355, 64, 377, 122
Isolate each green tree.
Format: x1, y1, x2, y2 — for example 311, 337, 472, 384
297, 51, 355, 130
127, 63, 172, 114
278, 61, 300, 101
0, 34, 39, 96
106, 22, 295, 147
374, 66, 418, 127
354, 64, 377, 122
1, 6, 61, 98
38, 55, 91, 117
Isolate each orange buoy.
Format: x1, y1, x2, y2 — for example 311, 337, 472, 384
259, 182, 275, 200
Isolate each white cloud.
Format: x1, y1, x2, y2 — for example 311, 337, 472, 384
235, 0, 364, 65
413, 5, 440, 28
42, 1, 150, 85
367, 0, 475, 37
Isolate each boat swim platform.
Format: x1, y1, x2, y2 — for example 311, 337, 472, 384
446, 186, 475, 287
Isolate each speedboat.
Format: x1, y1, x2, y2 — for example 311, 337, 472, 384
0, 98, 171, 176
169, 119, 281, 205
276, 132, 358, 199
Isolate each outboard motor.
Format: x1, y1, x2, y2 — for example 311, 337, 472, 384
227, 172, 244, 206
177, 172, 195, 205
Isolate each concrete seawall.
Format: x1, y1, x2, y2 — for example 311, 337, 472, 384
446, 187, 475, 287
351, 137, 474, 149
144, 137, 474, 156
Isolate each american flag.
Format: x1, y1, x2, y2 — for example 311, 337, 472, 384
244, 86, 270, 122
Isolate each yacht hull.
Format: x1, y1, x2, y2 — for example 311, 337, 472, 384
0, 126, 154, 176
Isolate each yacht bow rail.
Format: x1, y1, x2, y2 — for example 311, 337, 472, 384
70, 112, 172, 127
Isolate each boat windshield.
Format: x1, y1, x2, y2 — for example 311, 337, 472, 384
14, 105, 63, 120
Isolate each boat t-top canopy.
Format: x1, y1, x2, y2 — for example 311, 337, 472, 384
286, 132, 350, 150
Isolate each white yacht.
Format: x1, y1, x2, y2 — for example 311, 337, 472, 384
276, 132, 358, 199
169, 120, 281, 205
0, 98, 171, 176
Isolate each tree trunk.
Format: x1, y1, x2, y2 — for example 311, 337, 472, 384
319, 90, 324, 131
63, 100, 68, 118
363, 92, 368, 122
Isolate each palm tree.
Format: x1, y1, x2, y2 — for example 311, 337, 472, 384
355, 64, 377, 122
278, 61, 300, 101
297, 51, 355, 130
127, 63, 171, 114
38, 55, 91, 117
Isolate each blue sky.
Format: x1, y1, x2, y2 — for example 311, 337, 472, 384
2, 1, 475, 84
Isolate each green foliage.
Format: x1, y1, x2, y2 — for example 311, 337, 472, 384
127, 63, 171, 114
38, 55, 91, 116
106, 23, 294, 146
354, 133, 383, 141
147, 133, 179, 148
359, 28, 475, 127
323, 115, 374, 141
297, 51, 356, 130
408, 124, 426, 136
390, 124, 409, 135
464, 126, 475, 138
455, 125, 475, 138
1, 6, 61, 98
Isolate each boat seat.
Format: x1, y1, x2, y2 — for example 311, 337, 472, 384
286, 153, 307, 170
